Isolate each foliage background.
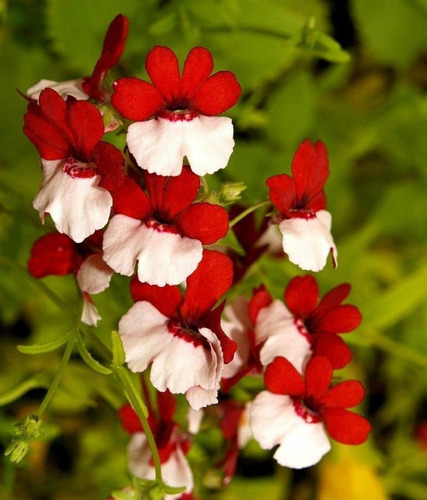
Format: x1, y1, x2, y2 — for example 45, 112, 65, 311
0, 0, 426, 498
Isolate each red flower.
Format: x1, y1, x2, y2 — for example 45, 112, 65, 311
103, 167, 229, 286
82, 14, 129, 101
264, 356, 371, 445
284, 275, 362, 368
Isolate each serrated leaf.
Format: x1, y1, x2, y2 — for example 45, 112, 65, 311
18, 332, 70, 355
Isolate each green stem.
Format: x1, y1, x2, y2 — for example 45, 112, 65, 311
114, 367, 163, 485
229, 200, 271, 229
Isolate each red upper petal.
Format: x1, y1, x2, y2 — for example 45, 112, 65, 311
322, 408, 371, 445
118, 404, 143, 434
266, 174, 296, 215
175, 203, 229, 244
291, 140, 329, 209
130, 276, 182, 318
319, 380, 365, 409
67, 100, 104, 160
249, 284, 273, 325
304, 355, 333, 401
193, 71, 241, 115
205, 301, 237, 364
181, 250, 233, 323
264, 357, 305, 396
180, 47, 214, 98
112, 77, 164, 121
157, 390, 176, 424
311, 333, 352, 369
145, 46, 181, 103
102, 14, 129, 65
285, 275, 319, 318
91, 141, 124, 192
28, 233, 81, 278
144, 167, 200, 218
112, 177, 152, 220
314, 304, 362, 333
315, 283, 351, 316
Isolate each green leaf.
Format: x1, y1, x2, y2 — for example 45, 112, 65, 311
111, 330, 125, 367
17, 332, 70, 355
76, 332, 112, 375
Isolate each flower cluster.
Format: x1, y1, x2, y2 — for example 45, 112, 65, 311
22, 14, 371, 497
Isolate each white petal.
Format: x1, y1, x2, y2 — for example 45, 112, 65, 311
250, 392, 331, 469
273, 418, 330, 469
279, 210, 338, 272
187, 408, 204, 435
126, 116, 234, 177
27, 78, 88, 101
33, 159, 112, 243
128, 433, 193, 499
81, 299, 101, 326
76, 254, 114, 294
255, 223, 284, 255
237, 403, 253, 449
257, 301, 311, 372
221, 296, 251, 379
183, 116, 234, 176
118, 301, 172, 373
103, 214, 203, 286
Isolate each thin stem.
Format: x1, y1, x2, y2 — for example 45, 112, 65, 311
114, 367, 163, 485
229, 200, 271, 229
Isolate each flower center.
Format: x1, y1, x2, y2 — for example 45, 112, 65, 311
290, 209, 316, 220
157, 109, 198, 122
63, 157, 98, 179
294, 318, 312, 343
167, 319, 208, 349
292, 397, 321, 424
145, 217, 179, 234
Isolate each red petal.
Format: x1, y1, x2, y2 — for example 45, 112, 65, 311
285, 275, 319, 318
315, 305, 362, 334
39, 88, 71, 141
322, 408, 371, 445
175, 203, 229, 244
304, 355, 333, 400
320, 380, 365, 409
144, 167, 200, 217
157, 390, 176, 423
264, 357, 305, 396
249, 284, 273, 325
118, 404, 144, 434
316, 283, 351, 315
130, 276, 182, 318
112, 177, 152, 219
102, 14, 129, 64
91, 142, 124, 192
193, 71, 241, 115
28, 233, 81, 277
205, 301, 237, 364
145, 46, 180, 103
181, 250, 233, 322
266, 174, 296, 215
292, 140, 329, 207
24, 111, 71, 159
67, 100, 104, 159
312, 333, 352, 369
112, 77, 164, 121
181, 47, 214, 98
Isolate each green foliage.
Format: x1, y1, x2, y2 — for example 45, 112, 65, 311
1, 0, 426, 498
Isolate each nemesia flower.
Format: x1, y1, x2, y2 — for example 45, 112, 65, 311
27, 15, 129, 103
266, 139, 337, 272
250, 356, 371, 469
28, 231, 113, 325
112, 46, 241, 176
23, 88, 124, 243
103, 167, 228, 286
119, 390, 194, 499
118, 250, 237, 410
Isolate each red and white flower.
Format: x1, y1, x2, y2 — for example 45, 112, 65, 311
27, 15, 129, 103
28, 231, 113, 325
103, 167, 228, 286
112, 46, 241, 176
119, 390, 194, 499
118, 250, 237, 410
23, 88, 124, 243
266, 139, 337, 272
250, 356, 371, 469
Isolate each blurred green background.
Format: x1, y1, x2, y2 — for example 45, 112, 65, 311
0, 0, 426, 498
